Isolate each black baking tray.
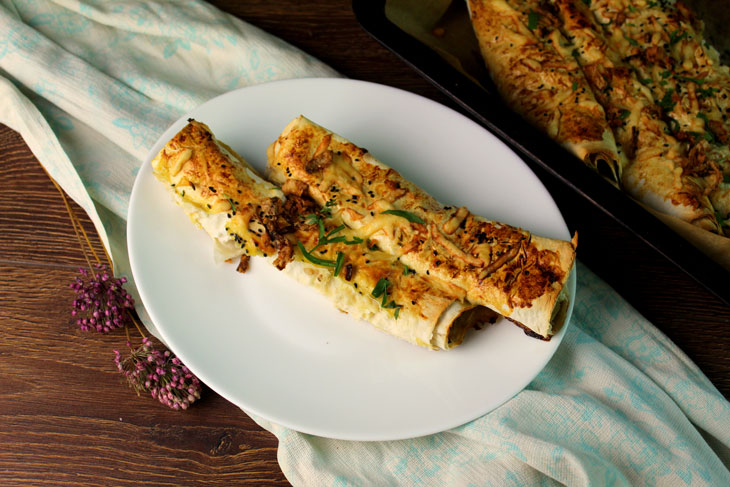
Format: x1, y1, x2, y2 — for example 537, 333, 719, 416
352, 0, 730, 305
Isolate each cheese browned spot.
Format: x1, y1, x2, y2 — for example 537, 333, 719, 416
151, 120, 497, 350
544, 0, 721, 233
267, 116, 577, 339
586, 0, 730, 233
236, 255, 250, 274
467, 0, 626, 185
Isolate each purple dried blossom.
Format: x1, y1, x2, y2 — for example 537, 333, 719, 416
114, 337, 202, 410
70, 264, 134, 332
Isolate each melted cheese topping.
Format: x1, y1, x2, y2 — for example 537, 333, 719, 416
151, 120, 492, 349
268, 116, 577, 338
468, 0, 624, 184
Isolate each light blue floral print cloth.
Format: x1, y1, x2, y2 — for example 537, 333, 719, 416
1, 1, 728, 485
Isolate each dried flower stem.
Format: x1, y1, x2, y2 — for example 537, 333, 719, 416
45, 171, 108, 270
52, 178, 96, 270
124, 319, 131, 343
47, 171, 139, 333
47, 165, 202, 409
128, 310, 146, 339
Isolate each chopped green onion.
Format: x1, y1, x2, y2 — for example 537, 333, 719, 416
333, 251, 345, 277
657, 89, 676, 112
676, 75, 705, 84
696, 113, 718, 143
527, 11, 540, 31
703, 130, 717, 143
381, 209, 426, 224
370, 277, 402, 316
372, 278, 389, 298
344, 236, 364, 245
297, 241, 335, 267
624, 35, 639, 47
668, 30, 688, 46
668, 118, 681, 134
382, 298, 403, 319
317, 219, 326, 243
325, 224, 346, 239
698, 87, 718, 99
618, 109, 631, 120
225, 195, 237, 214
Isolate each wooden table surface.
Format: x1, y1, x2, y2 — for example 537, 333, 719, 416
2, 1, 728, 485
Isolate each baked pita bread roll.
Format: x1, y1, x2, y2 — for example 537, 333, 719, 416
545, 0, 721, 233
468, 0, 626, 184
151, 120, 495, 350
267, 116, 577, 339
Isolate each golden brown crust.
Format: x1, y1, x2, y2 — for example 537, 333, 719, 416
468, 0, 624, 184
587, 0, 730, 232
151, 120, 282, 257
547, 0, 721, 233
267, 116, 577, 338
151, 121, 493, 350
469, 0, 730, 236
260, 195, 469, 329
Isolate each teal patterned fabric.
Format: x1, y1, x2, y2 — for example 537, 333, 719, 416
255, 261, 730, 485
1, 1, 728, 485
0, 0, 337, 333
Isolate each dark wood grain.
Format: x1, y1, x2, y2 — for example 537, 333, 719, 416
0, 138, 285, 486
1, 1, 729, 485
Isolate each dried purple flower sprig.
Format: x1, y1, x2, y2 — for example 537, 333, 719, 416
69, 263, 203, 410
71, 264, 135, 332
47, 169, 202, 411
114, 337, 202, 410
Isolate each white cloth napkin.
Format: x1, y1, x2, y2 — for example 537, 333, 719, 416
0, 0, 337, 335
2, 1, 729, 485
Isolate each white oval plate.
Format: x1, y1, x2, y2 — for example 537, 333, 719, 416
128, 78, 575, 441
